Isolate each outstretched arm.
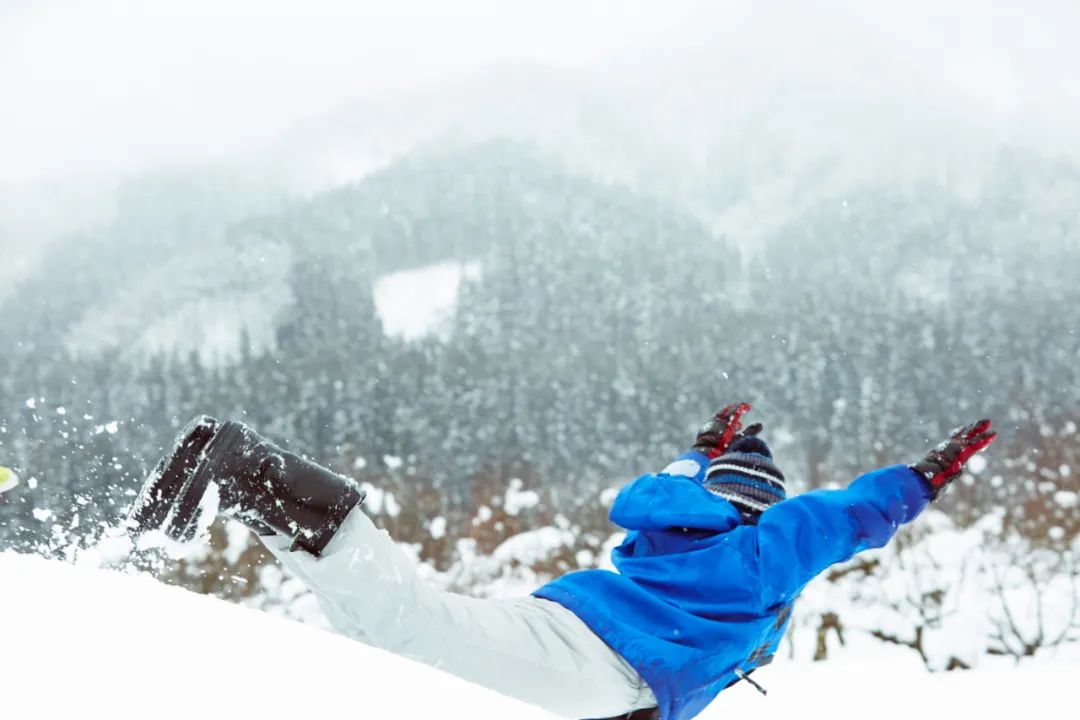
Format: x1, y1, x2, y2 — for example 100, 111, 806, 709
756, 419, 997, 603
756, 464, 929, 603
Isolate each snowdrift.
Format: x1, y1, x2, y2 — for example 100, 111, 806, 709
2, 551, 556, 719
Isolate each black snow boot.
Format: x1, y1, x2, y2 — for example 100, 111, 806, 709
126, 415, 365, 557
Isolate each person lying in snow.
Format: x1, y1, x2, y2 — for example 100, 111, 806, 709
127, 403, 996, 720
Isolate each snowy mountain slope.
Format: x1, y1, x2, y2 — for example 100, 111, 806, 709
12, 140, 718, 366
2, 551, 557, 719
64, 240, 294, 365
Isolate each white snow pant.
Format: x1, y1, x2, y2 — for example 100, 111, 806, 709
260, 508, 657, 719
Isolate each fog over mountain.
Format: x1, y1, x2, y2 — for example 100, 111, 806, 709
4, 1, 1078, 257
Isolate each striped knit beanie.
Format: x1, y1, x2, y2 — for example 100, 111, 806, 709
704, 435, 786, 516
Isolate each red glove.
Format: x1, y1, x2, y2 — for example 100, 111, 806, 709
691, 402, 761, 459
909, 419, 997, 499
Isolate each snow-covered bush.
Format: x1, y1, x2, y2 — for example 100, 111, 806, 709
792, 509, 1079, 669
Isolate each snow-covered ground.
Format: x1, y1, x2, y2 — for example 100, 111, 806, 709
5, 549, 1074, 719
2, 551, 555, 719
702, 646, 1076, 719
373, 260, 482, 341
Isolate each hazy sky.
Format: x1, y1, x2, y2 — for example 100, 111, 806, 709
0, 0, 709, 184
2, 0, 1077, 187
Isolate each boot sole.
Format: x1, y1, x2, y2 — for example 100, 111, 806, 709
126, 416, 219, 537
168, 420, 251, 542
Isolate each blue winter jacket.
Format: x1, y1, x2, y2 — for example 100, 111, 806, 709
533, 452, 932, 720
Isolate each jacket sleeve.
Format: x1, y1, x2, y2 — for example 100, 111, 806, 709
755, 464, 932, 603
609, 451, 741, 533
